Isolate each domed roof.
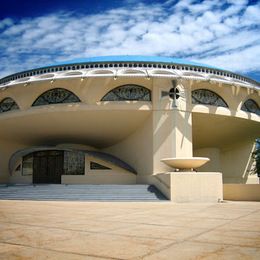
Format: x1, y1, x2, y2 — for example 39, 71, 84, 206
47, 55, 220, 70
0, 55, 259, 89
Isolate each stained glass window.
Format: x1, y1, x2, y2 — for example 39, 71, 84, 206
101, 85, 151, 101
64, 151, 85, 175
241, 99, 260, 115
0, 97, 19, 113
192, 89, 228, 108
32, 88, 80, 106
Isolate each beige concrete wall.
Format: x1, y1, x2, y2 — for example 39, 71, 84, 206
224, 184, 260, 201
0, 76, 259, 187
170, 172, 223, 202
153, 110, 193, 173
148, 172, 223, 202
0, 140, 27, 183
194, 148, 222, 172
191, 81, 260, 120
152, 79, 193, 174
148, 173, 171, 199
104, 114, 153, 181
8, 152, 137, 185
220, 140, 257, 184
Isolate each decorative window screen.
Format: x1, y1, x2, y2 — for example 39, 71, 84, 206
101, 85, 151, 101
32, 88, 80, 106
241, 99, 260, 115
64, 151, 85, 175
0, 97, 19, 113
192, 89, 228, 107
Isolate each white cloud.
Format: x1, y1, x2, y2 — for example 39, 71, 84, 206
0, 1, 259, 80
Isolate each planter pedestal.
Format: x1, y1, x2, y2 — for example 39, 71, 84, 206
153, 172, 223, 203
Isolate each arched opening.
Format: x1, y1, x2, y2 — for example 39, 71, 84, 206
192, 89, 228, 108
32, 88, 80, 106
0, 97, 19, 113
101, 85, 151, 101
241, 99, 260, 115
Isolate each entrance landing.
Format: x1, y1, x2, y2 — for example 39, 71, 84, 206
0, 184, 167, 201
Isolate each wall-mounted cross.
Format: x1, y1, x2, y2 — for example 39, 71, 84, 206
161, 80, 181, 108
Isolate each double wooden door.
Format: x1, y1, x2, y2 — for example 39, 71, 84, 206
33, 151, 64, 184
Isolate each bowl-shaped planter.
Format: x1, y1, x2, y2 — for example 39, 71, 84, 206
161, 157, 210, 170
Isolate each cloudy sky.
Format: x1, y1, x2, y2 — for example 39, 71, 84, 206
0, 0, 259, 81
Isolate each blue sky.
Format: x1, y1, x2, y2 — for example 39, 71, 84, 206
0, 0, 259, 82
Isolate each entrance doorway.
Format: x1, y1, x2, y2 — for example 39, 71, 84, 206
33, 151, 64, 184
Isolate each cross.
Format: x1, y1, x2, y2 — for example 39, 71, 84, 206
161, 80, 180, 108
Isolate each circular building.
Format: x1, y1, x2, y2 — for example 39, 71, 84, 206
0, 56, 259, 200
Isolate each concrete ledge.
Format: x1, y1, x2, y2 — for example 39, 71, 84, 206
224, 184, 260, 201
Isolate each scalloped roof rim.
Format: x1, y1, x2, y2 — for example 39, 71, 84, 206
46, 55, 221, 70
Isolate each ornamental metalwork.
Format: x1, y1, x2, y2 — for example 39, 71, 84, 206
241, 99, 260, 115
192, 89, 228, 107
0, 97, 19, 113
64, 151, 85, 175
32, 88, 80, 106
101, 85, 151, 101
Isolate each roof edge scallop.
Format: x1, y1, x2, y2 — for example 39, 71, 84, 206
47, 55, 220, 70
0, 55, 259, 88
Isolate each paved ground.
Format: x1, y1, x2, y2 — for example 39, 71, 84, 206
0, 200, 260, 259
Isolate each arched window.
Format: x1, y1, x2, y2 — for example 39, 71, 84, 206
241, 99, 260, 115
192, 89, 228, 108
32, 88, 80, 106
101, 85, 151, 101
0, 97, 19, 113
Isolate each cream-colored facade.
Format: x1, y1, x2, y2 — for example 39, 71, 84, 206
0, 56, 259, 201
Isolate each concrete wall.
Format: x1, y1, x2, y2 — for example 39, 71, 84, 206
224, 184, 260, 201
9, 153, 137, 185
0, 75, 259, 190
170, 172, 223, 203
150, 172, 223, 202
104, 114, 153, 182
194, 148, 222, 172
220, 140, 257, 184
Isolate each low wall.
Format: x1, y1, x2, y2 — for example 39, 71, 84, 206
223, 184, 260, 201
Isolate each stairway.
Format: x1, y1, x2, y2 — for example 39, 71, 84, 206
0, 184, 167, 201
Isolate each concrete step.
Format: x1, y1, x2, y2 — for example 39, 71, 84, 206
0, 184, 167, 201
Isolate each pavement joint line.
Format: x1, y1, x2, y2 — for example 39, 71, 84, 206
189, 239, 260, 249
135, 207, 260, 258
0, 221, 178, 243
183, 208, 260, 241
0, 241, 122, 260
0, 220, 125, 236
1, 220, 186, 242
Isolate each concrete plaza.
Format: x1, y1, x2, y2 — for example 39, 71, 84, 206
0, 200, 260, 259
